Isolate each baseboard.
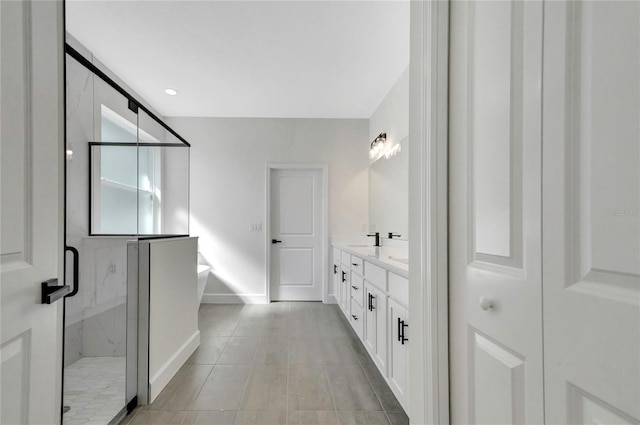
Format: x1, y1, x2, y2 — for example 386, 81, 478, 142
327, 294, 338, 304
201, 293, 268, 304
149, 330, 200, 402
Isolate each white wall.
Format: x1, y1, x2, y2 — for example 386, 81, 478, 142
369, 66, 409, 150
167, 117, 369, 302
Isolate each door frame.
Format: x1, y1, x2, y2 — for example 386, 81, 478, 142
265, 163, 329, 303
408, 0, 450, 423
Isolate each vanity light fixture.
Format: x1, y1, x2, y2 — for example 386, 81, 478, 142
164, 88, 178, 96
384, 143, 402, 159
369, 133, 386, 159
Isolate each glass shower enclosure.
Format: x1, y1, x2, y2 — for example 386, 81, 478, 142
63, 42, 189, 425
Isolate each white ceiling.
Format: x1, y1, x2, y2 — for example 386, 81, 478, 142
66, 1, 410, 119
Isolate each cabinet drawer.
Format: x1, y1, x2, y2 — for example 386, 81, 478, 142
350, 255, 364, 276
350, 273, 364, 307
388, 273, 408, 306
341, 250, 351, 266
364, 261, 387, 290
349, 299, 364, 338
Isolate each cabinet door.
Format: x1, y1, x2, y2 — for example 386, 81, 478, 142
364, 283, 377, 353
332, 262, 340, 305
373, 287, 387, 373
340, 266, 349, 317
388, 298, 409, 409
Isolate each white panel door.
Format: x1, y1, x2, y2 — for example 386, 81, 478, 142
542, 2, 640, 423
270, 168, 324, 301
449, 1, 544, 423
0, 1, 64, 424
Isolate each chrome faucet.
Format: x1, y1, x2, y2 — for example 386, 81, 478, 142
367, 232, 381, 247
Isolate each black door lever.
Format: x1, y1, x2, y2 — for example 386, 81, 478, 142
272, 239, 282, 244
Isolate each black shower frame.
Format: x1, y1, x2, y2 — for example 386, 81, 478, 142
66, 43, 191, 238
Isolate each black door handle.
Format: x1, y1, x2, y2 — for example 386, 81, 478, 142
66, 246, 79, 298
341, 271, 346, 283
42, 278, 71, 304
272, 239, 282, 244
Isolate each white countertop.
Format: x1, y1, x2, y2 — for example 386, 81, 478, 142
334, 243, 409, 278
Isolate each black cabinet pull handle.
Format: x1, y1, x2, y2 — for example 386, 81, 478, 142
341, 271, 346, 283
334, 264, 337, 274
397, 317, 402, 342
352, 263, 358, 266
352, 315, 358, 321
400, 319, 409, 345
351, 285, 358, 290
272, 239, 282, 244
368, 293, 376, 311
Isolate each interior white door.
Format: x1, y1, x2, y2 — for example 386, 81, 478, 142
270, 168, 324, 301
542, 2, 640, 423
0, 1, 64, 424
449, 1, 544, 423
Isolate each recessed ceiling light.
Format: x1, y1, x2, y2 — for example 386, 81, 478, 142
164, 88, 178, 96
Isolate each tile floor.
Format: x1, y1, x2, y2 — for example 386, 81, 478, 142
122, 302, 409, 425
64, 356, 126, 425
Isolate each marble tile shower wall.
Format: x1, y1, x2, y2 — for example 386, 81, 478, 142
65, 56, 129, 367
64, 238, 129, 367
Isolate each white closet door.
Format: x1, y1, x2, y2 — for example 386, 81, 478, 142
542, 2, 640, 423
448, 1, 544, 423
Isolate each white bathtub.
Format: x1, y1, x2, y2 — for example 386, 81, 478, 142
197, 264, 210, 304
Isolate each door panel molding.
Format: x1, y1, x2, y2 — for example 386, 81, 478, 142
1, 0, 34, 269
469, 330, 525, 425
562, 1, 640, 305
466, 0, 524, 271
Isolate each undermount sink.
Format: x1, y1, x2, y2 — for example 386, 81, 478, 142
390, 257, 409, 265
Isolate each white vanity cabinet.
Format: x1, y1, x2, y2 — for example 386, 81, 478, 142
332, 244, 409, 411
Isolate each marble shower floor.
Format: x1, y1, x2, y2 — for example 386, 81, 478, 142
121, 302, 409, 425
64, 356, 126, 425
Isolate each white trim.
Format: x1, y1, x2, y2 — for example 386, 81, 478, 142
148, 330, 200, 402
409, 0, 450, 424
201, 293, 268, 304
265, 163, 329, 303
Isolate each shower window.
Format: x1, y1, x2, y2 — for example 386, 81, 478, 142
89, 105, 187, 236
